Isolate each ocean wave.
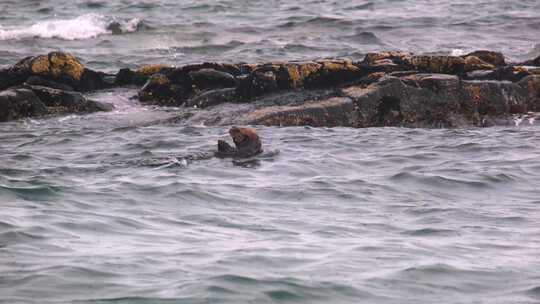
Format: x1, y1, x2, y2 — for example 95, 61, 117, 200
0, 14, 142, 41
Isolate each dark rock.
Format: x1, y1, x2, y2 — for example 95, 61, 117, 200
186, 88, 237, 108
236, 70, 278, 100
342, 74, 530, 128
463, 55, 495, 72
80, 68, 110, 91
25, 75, 74, 91
464, 66, 531, 82
8, 52, 107, 92
409, 55, 466, 75
188, 69, 237, 90
241, 97, 354, 127
521, 55, 540, 67
138, 74, 186, 106
0, 68, 18, 91
362, 51, 413, 73
463, 50, 506, 66
0, 88, 47, 122
518, 75, 540, 112
115, 68, 136, 85
27, 85, 113, 113
115, 64, 173, 86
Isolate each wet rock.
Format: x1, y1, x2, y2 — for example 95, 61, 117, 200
236, 70, 278, 100
463, 66, 532, 82
27, 85, 113, 113
307, 59, 364, 87
115, 64, 173, 86
276, 62, 322, 89
241, 97, 353, 127
463, 50, 506, 67
362, 51, 413, 72
8, 52, 107, 91
24, 75, 75, 91
342, 74, 531, 128
188, 68, 237, 90
521, 55, 540, 67
235, 60, 363, 100
463, 55, 495, 72
518, 75, 540, 112
138, 74, 182, 105
0, 68, 18, 91
0, 88, 47, 122
137, 63, 242, 105
461, 80, 528, 117
409, 55, 466, 75
186, 88, 237, 108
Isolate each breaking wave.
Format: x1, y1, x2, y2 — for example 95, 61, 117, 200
0, 14, 142, 41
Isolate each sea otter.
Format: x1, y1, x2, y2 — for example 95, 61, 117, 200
217, 126, 262, 158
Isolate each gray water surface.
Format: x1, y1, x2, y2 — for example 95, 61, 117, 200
1, 91, 540, 303
1, 1, 540, 303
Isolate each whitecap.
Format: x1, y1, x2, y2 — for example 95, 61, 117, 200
0, 14, 140, 41
450, 49, 465, 56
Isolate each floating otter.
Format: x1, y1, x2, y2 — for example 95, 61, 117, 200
217, 126, 262, 158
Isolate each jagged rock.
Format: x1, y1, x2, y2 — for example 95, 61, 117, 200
25, 75, 75, 91
463, 56, 495, 72
0, 88, 48, 122
0, 68, 18, 91
409, 55, 466, 75
186, 88, 237, 108
236, 70, 278, 100
27, 85, 113, 113
188, 69, 237, 90
137, 63, 243, 105
464, 66, 531, 82
138, 74, 184, 105
241, 97, 353, 127
362, 51, 413, 72
518, 75, 540, 112
8, 52, 107, 91
521, 55, 540, 67
463, 50, 506, 66
115, 64, 173, 86
342, 74, 530, 128
235, 60, 363, 100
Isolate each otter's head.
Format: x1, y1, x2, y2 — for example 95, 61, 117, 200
229, 126, 246, 145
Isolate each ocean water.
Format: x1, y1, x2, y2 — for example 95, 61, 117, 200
1, 0, 540, 70
1, 1, 540, 304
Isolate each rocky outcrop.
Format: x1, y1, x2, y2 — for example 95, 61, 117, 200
241, 97, 354, 127
0, 85, 113, 122
341, 74, 534, 128
2, 50, 540, 127
0, 88, 48, 122
28, 85, 113, 114
2, 52, 111, 92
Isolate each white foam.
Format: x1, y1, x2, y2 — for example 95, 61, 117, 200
450, 49, 465, 56
0, 14, 140, 41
